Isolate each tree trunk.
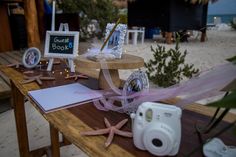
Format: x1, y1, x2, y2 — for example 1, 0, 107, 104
35, 0, 45, 41
0, 4, 13, 52
24, 0, 40, 48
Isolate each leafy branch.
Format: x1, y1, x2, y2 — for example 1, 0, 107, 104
145, 38, 199, 87
230, 21, 236, 30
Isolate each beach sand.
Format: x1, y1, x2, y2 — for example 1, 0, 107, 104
0, 29, 236, 157
120, 29, 236, 79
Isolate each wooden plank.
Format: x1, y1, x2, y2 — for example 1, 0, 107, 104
0, 70, 10, 85
76, 54, 144, 69
0, 55, 10, 65
24, 0, 41, 48
76, 67, 99, 79
0, 76, 11, 99
0, 52, 19, 64
0, 4, 13, 52
5, 51, 23, 62
11, 50, 24, 58
0, 65, 11, 99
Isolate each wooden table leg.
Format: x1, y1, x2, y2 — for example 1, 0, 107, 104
50, 124, 60, 157
11, 82, 30, 157
62, 135, 71, 145
99, 69, 120, 89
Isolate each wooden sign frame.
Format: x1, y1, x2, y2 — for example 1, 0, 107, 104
44, 31, 79, 59
44, 29, 79, 72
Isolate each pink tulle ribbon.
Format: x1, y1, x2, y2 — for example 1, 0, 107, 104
92, 60, 236, 113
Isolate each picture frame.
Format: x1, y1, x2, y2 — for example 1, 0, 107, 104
44, 31, 79, 59
104, 23, 127, 58
22, 47, 41, 69
122, 70, 149, 107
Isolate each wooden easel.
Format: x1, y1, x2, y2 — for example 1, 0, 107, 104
47, 23, 75, 72
46, 1, 75, 72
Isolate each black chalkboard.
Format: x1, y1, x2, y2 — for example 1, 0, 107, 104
44, 31, 79, 58
49, 35, 74, 54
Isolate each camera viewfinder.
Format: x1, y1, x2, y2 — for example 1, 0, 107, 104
145, 109, 153, 122
139, 112, 143, 116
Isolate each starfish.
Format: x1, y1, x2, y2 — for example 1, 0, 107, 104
80, 118, 132, 147
7, 63, 21, 68
21, 74, 55, 85
65, 74, 88, 81
23, 71, 34, 74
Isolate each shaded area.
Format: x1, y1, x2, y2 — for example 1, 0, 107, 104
128, 0, 208, 32
0, 98, 11, 114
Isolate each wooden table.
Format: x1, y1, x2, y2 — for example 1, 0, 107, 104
75, 54, 144, 89
1, 64, 235, 157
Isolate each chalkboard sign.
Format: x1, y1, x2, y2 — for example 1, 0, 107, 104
44, 31, 79, 58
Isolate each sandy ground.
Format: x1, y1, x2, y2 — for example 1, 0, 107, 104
0, 29, 236, 157
120, 29, 236, 80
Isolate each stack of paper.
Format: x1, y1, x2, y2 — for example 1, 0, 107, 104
28, 83, 102, 113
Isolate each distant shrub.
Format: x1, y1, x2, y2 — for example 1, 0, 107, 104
145, 38, 199, 87
230, 21, 236, 30
57, 0, 119, 41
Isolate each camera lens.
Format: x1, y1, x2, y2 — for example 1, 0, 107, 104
152, 138, 163, 147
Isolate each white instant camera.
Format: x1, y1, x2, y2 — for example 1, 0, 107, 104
130, 102, 182, 156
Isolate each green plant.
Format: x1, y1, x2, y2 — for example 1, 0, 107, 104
209, 55, 236, 109
144, 38, 199, 87
230, 21, 236, 30
57, 0, 119, 40
226, 55, 236, 63
208, 91, 236, 108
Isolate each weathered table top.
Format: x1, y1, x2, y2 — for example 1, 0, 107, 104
1, 64, 235, 157
75, 53, 144, 89
75, 53, 144, 69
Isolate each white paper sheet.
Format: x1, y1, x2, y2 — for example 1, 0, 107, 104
28, 83, 102, 113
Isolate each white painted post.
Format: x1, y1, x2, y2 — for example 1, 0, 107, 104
51, 0, 55, 31
47, 0, 56, 71
133, 31, 138, 45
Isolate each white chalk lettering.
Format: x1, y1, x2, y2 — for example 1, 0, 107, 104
52, 43, 69, 51
53, 37, 69, 43
68, 42, 73, 48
